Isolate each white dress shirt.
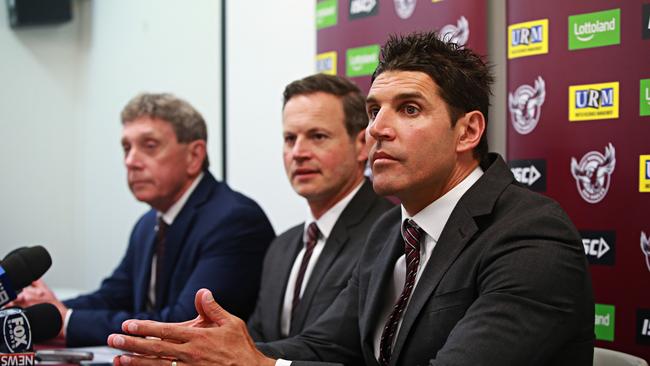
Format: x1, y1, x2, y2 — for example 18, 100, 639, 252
279, 181, 364, 337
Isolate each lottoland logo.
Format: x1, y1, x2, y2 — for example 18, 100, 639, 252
316, 0, 338, 30
640, 79, 650, 116
569, 81, 619, 121
346, 44, 379, 77
507, 19, 548, 59
316, 51, 337, 75
569, 8, 620, 50
595, 304, 615, 342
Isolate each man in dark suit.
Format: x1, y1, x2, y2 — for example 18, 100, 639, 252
108, 32, 594, 366
13, 93, 275, 346
247, 74, 393, 342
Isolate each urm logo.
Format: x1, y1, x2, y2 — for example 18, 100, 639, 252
575, 88, 613, 109
512, 25, 543, 46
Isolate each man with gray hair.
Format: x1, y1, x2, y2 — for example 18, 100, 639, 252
13, 93, 275, 346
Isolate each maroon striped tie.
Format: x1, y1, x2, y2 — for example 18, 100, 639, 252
291, 222, 320, 316
379, 219, 423, 366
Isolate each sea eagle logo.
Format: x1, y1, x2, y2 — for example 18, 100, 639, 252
571, 143, 616, 204
508, 76, 546, 135
394, 0, 416, 19
641, 231, 650, 272
439, 16, 469, 46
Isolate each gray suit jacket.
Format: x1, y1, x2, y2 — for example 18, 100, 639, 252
259, 154, 594, 366
247, 179, 393, 342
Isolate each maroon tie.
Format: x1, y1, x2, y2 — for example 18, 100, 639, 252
153, 217, 169, 308
291, 222, 320, 316
379, 219, 423, 366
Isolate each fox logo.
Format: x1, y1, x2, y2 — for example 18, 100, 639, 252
571, 143, 616, 204
509, 76, 546, 135
439, 16, 469, 46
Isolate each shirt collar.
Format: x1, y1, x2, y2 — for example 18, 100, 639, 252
159, 172, 205, 225
401, 167, 483, 242
304, 180, 364, 242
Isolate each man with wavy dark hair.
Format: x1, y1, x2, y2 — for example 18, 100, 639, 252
108, 32, 593, 366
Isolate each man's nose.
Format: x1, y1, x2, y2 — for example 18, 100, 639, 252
367, 109, 395, 141
291, 137, 313, 160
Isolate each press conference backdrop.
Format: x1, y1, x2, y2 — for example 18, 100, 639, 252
506, 0, 650, 359
314, 0, 486, 93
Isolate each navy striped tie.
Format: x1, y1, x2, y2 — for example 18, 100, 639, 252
379, 219, 423, 366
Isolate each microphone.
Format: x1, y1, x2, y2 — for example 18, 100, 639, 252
0, 246, 52, 307
0, 303, 62, 353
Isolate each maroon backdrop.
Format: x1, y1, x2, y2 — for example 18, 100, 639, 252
507, 0, 650, 360
316, 0, 486, 93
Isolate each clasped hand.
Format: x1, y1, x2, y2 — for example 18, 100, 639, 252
108, 289, 276, 366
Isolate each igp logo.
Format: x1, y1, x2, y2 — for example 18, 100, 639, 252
1, 309, 31, 353
508, 159, 546, 192
439, 16, 469, 47
507, 19, 549, 59
569, 81, 619, 121
349, 0, 378, 20
637, 309, 650, 345
508, 76, 546, 135
570, 143, 616, 204
580, 231, 615, 265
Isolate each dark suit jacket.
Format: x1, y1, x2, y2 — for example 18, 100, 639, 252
64, 172, 275, 346
259, 154, 594, 366
248, 180, 393, 342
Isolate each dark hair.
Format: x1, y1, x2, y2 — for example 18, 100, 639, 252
283, 74, 368, 137
372, 31, 494, 162
121, 93, 209, 170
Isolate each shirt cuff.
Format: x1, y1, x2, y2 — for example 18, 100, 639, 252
63, 309, 73, 337
276, 359, 292, 366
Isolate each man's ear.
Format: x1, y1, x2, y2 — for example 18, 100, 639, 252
455, 111, 485, 154
187, 140, 207, 175
354, 129, 369, 163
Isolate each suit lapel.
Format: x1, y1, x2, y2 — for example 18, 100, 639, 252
291, 180, 377, 334
390, 208, 478, 363
156, 173, 216, 307
272, 228, 304, 338
360, 215, 403, 356
135, 216, 157, 312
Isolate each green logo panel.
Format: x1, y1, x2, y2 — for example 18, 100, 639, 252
641, 79, 650, 116
346, 45, 380, 77
569, 8, 620, 50
594, 304, 615, 341
317, 0, 338, 30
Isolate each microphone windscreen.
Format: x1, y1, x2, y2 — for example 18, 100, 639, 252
23, 303, 62, 343
1, 246, 52, 289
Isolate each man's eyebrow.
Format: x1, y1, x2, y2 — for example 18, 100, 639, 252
366, 92, 426, 105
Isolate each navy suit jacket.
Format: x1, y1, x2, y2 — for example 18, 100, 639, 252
64, 172, 275, 346
259, 154, 594, 365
